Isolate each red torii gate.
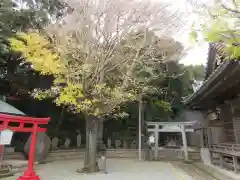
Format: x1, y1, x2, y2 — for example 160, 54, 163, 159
0, 113, 50, 180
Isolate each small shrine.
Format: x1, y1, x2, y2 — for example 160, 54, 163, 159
146, 121, 198, 161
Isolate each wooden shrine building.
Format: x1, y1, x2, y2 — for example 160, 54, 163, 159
184, 42, 240, 174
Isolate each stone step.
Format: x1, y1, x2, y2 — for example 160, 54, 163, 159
158, 150, 201, 161
3, 152, 26, 160
45, 149, 200, 162
0, 168, 10, 174
0, 172, 13, 178
44, 154, 85, 163
45, 149, 139, 162
189, 152, 201, 160
2, 149, 200, 163
47, 152, 85, 157
107, 150, 138, 158
49, 149, 84, 153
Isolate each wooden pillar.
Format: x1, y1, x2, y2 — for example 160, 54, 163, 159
233, 156, 238, 173
154, 125, 159, 160
181, 125, 189, 161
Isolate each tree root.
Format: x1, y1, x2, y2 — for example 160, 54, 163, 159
76, 162, 100, 173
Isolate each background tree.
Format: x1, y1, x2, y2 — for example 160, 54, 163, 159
0, 0, 65, 98
190, 0, 240, 58
143, 63, 205, 121
106, 63, 205, 151
10, 0, 184, 173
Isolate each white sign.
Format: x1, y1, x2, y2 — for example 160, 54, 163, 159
162, 125, 181, 130
0, 129, 13, 145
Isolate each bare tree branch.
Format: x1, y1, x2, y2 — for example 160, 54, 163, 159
221, 1, 240, 14
43, 0, 185, 116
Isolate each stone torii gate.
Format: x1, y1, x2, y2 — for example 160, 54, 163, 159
146, 121, 197, 161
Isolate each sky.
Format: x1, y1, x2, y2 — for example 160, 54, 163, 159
158, 0, 210, 66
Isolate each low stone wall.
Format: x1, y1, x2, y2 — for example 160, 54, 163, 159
44, 149, 200, 162
3, 149, 201, 163
158, 149, 201, 161
44, 149, 85, 162
3, 152, 26, 161
44, 149, 139, 162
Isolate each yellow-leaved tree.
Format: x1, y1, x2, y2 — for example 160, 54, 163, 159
9, 32, 65, 75
10, 0, 184, 173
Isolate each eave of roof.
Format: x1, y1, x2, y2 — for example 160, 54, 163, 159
183, 60, 237, 107
205, 42, 226, 79
0, 100, 25, 115
183, 41, 240, 108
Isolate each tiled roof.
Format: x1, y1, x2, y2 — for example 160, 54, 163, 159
183, 42, 233, 105
183, 60, 230, 105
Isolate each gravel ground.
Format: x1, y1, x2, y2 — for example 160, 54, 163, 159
5, 159, 222, 180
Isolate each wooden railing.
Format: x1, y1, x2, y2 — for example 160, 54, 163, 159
210, 143, 240, 156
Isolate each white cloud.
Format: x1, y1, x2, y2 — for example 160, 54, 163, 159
180, 42, 208, 65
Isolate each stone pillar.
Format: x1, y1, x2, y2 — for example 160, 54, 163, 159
181, 125, 189, 161
154, 125, 159, 160
207, 127, 212, 147
233, 156, 238, 173
200, 127, 204, 148
200, 148, 212, 165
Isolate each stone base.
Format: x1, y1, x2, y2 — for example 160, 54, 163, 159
200, 148, 211, 166
18, 174, 40, 180
5, 147, 15, 153
18, 170, 40, 180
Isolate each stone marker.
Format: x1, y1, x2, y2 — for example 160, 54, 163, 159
51, 137, 59, 149
24, 132, 51, 162
123, 140, 128, 149
76, 129, 81, 134
115, 139, 121, 148
77, 133, 82, 148
107, 138, 111, 149
5, 147, 15, 153
131, 140, 137, 149
64, 138, 71, 149
167, 139, 177, 147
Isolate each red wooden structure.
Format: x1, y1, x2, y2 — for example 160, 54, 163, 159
0, 113, 50, 180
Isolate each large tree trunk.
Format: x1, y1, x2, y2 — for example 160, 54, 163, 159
79, 116, 100, 173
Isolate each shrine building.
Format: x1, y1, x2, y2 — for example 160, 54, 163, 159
184, 42, 240, 175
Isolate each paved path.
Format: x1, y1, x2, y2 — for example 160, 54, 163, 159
6, 159, 221, 180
